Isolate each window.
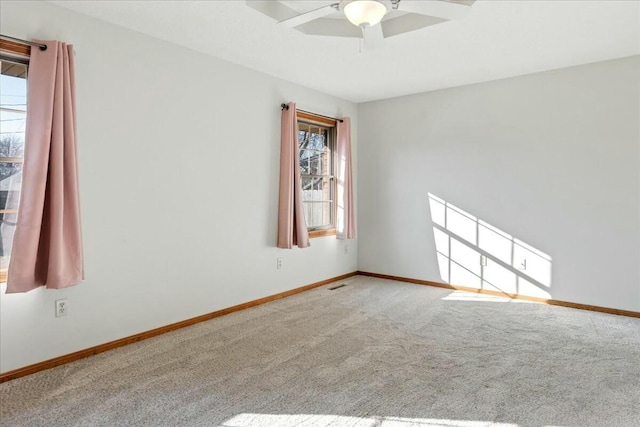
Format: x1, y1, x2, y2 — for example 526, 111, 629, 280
297, 112, 336, 237
0, 41, 29, 283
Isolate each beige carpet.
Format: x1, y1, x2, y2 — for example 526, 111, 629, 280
1, 275, 639, 427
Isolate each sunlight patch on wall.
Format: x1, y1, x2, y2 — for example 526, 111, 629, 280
428, 193, 552, 299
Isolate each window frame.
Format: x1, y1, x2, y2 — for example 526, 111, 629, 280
297, 111, 337, 238
0, 39, 30, 283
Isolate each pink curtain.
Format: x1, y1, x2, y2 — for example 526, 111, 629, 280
6, 40, 83, 293
336, 118, 356, 240
277, 103, 310, 249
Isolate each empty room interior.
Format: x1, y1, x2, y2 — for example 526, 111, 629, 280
0, 1, 639, 426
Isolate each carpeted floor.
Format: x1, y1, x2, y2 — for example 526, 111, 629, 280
1, 276, 639, 427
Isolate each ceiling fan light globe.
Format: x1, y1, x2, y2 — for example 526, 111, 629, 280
342, 0, 388, 28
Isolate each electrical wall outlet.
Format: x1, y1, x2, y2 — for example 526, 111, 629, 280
55, 299, 68, 317
277, 258, 283, 270
518, 259, 527, 270
344, 244, 349, 254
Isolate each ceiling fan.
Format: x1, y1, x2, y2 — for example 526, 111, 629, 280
246, 0, 475, 49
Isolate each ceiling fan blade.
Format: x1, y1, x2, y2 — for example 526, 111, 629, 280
363, 24, 384, 50
399, 0, 471, 21
278, 4, 336, 28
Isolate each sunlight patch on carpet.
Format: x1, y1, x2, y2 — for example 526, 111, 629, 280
441, 291, 539, 303
222, 413, 521, 427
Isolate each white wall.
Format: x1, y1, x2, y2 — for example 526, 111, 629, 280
358, 56, 640, 312
0, 1, 358, 373
2, 1, 637, 376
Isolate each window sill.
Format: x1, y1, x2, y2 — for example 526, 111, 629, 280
309, 228, 336, 238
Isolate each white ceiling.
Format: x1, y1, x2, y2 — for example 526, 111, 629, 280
49, 0, 640, 103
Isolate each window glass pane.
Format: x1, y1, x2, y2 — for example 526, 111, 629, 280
308, 151, 318, 176
297, 130, 307, 144
298, 119, 333, 230
313, 177, 322, 193
321, 146, 328, 175
303, 201, 334, 229
299, 149, 310, 175
0, 177, 21, 209
0, 60, 27, 272
301, 176, 312, 196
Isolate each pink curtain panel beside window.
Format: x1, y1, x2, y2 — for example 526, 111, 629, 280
277, 102, 310, 249
337, 118, 356, 240
6, 40, 84, 293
